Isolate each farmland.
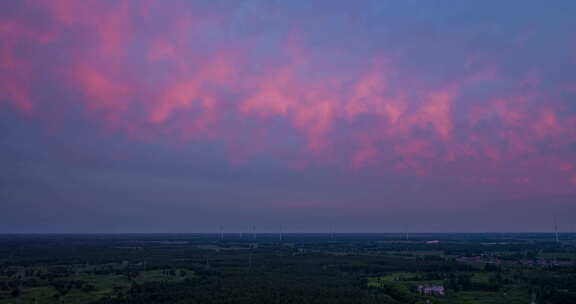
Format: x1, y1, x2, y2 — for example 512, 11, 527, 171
0, 233, 575, 303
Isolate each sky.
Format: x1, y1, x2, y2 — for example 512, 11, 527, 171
1, 0, 576, 233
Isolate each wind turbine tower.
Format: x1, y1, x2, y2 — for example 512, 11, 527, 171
405, 225, 409, 241
554, 216, 560, 243
330, 224, 334, 240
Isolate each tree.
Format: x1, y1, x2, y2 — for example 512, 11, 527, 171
82, 283, 96, 293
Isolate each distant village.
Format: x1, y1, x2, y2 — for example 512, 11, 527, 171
455, 255, 574, 267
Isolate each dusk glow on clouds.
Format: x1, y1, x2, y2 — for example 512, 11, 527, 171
1, 1, 576, 232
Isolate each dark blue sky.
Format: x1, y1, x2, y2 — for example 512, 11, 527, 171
1, 0, 576, 233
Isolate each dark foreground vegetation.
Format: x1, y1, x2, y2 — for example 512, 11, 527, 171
1, 233, 575, 303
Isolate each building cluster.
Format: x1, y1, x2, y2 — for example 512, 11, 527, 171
417, 285, 445, 296
456, 256, 574, 267
456, 256, 500, 264
515, 259, 573, 267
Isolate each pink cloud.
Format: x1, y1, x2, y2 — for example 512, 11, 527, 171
1, 0, 576, 195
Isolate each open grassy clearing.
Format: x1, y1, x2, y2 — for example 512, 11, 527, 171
0, 268, 194, 304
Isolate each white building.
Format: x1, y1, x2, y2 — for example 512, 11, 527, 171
417, 285, 445, 296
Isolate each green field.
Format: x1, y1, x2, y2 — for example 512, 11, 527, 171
368, 271, 532, 304
0, 268, 194, 304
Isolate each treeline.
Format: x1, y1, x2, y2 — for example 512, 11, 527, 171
90, 271, 408, 304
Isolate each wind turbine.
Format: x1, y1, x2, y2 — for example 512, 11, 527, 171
405, 224, 409, 241
219, 224, 224, 241
554, 216, 560, 243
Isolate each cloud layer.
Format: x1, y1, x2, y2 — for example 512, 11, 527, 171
2, 0, 576, 196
